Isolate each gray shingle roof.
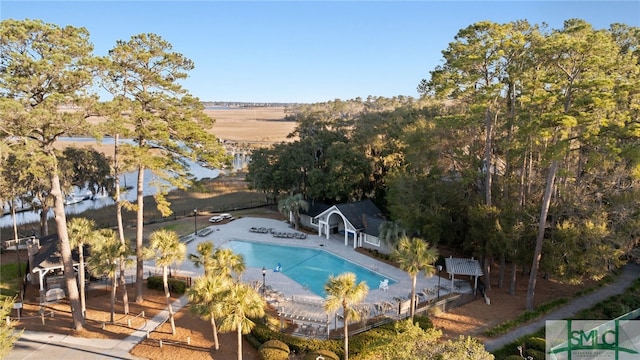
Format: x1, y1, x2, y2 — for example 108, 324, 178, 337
335, 199, 386, 231
301, 201, 331, 217
31, 234, 80, 271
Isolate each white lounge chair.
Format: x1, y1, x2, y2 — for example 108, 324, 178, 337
379, 279, 389, 291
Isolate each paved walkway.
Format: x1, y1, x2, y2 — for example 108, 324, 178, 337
483, 262, 640, 352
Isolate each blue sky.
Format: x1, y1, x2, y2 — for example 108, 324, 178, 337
2, 1, 639, 103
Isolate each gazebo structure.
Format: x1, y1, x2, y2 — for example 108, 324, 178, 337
27, 234, 81, 302
444, 256, 483, 295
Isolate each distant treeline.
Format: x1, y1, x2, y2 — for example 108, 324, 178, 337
203, 101, 299, 108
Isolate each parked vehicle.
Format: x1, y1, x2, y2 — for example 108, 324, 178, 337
208, 215, 223, 223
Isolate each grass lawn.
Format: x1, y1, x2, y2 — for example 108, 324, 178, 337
0, 261, 27, 298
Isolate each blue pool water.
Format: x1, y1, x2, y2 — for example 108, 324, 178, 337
224, 240, 395, 297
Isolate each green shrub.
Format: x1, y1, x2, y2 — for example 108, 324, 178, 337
147, 276, 162, 290
413, 315, 433, 329
260, 339, 290, 353
259, 342, 289, 360
251, 322, 342, 356
146, 276, 187, 294
302, 349, 339, 360
503, 356, 525, 360
259, 348, 286, 360
602, 300, 624, 318
624, 296, 640, 310
245, 333, 262, 349
169, 278, 187, 294
525, 337, 546, 352
525, 348, 545, 359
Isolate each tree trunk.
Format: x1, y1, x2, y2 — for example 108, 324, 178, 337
210, 314, 219, 350
110, 273, 117, 323
39, 202, 49, 237
509, 262, 517, 295
79, 244, 86, 317
50, 170, 84, 330
484, 109, 493, 207
236, 325, 243, 360
114, 134, 129, 314
10, 202, 22, 279
343, 306, 349, 360
526, 160, 558, 311
483, 109, 495, 295
294, 214, 299, 230
409, 275, 417, 320
482, 255, 492, 291
498, 254, 505, 288
135, 164, 145, 303
163, 266, 176, 335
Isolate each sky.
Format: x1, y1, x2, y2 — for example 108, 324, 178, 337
1, 1, 639, 104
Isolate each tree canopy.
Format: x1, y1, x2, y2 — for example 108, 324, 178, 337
247, 19, 640, 311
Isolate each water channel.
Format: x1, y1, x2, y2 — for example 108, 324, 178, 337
0, 137, 235, 228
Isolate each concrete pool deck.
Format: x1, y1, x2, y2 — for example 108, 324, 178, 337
148, 217, 473, 314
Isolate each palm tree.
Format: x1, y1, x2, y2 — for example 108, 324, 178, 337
67, 217, 96, 318
187, 274, 230, 350
189, 241, 216, 276
218, 282, 265, 360
212, 247, 246, 280
87, 229, 132, 323
148, 229, 186, 335
188, 242, 246, 351
392, 236, 438, 320
378, 220, 407, 250
324, 272, 369, 360
278, 193, 309, 230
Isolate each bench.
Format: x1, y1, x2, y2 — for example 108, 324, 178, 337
180, 234, 195, 244
198, 227, 215, 237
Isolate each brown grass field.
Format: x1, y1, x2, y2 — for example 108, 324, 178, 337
76, 106, 297, 153
63, 106, 297, 156
202, 107, 297, 144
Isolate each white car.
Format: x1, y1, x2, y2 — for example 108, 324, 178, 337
208, 215, 223, 223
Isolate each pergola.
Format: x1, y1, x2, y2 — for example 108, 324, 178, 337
444, 256, 483, 295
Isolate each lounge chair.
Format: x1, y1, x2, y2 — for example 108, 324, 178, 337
379, 279, 389, 292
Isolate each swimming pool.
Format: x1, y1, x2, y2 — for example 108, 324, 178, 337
224, 240, 395, 297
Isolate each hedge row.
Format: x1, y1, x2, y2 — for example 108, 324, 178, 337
146, 276, 187, 294
251, 315, 432, 359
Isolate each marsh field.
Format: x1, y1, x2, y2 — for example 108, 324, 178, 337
81, 105, 297, 145
202, 106, 297, 143
3, 106, 296, 240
